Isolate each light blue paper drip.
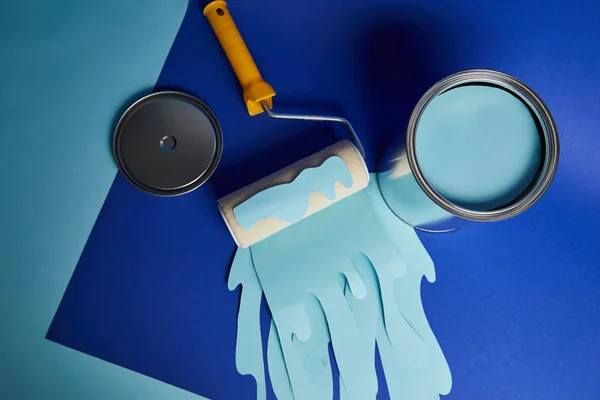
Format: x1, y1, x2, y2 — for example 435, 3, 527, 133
227, 247, 266, 400
234, 156, 353, 230
339, 253, 380, 400
366, 180, 452, 398
267, 320, 294, 400
291, 295, 334, 400
378, 170, 453, 227
229, 174, 451, 399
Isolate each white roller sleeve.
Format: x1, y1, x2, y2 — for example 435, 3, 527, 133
218, 140, 369, 248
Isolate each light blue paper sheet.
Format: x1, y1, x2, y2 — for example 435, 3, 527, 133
0, 1, 204, 399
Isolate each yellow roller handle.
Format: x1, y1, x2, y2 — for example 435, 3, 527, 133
204, 1, 275, 116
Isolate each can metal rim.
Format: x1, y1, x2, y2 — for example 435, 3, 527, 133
406, 69, 560, 222
113, 91, 223, 196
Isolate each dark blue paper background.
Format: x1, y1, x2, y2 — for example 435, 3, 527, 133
48, 0, 600, 399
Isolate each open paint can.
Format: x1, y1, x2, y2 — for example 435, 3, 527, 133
377, 70, 559, 232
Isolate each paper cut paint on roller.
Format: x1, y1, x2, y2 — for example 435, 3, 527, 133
233, 156, 353, 230
229, 174, 451, 399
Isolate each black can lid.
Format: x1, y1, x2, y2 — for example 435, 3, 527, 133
113, 91, 223, 196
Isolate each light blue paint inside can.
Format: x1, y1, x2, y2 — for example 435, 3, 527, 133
416, 85, 542, 211
378, 83, 543, 227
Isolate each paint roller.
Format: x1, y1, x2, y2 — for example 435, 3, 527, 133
204, 1, 369, 248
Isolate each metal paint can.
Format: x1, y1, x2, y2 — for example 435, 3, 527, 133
377, 70, 560, 232
113, 91, 223, 196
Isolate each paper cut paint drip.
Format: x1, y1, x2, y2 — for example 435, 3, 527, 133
378, 170, 453, 227
229, 174, 451, 399
227, 247, 266, 400
267, 320, 294, 400
233, 156, 353, 230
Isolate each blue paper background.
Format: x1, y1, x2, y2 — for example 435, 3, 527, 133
4, 0, 599, 399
